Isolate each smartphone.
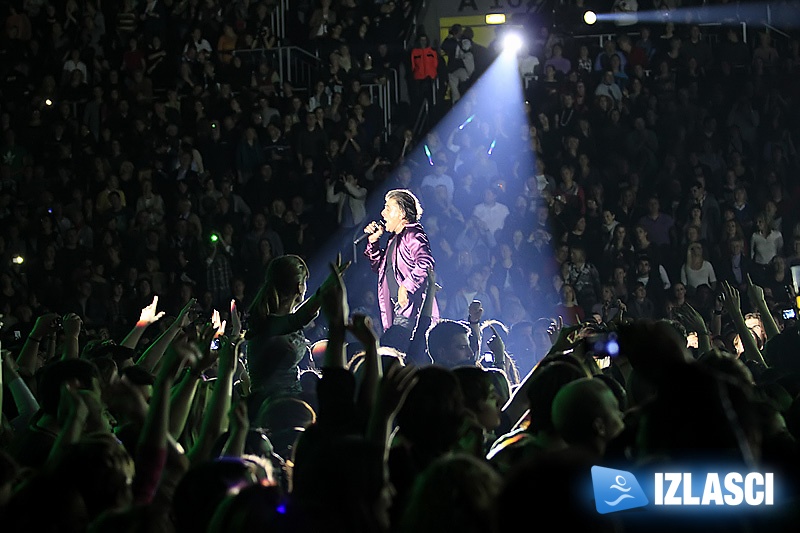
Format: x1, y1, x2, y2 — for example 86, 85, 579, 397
210, 338, 221, 350
13, 330, 21, 340
585, 332, 620, 358
783, 308, 797, 320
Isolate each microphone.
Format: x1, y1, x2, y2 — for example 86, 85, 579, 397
354, 221, 384, 245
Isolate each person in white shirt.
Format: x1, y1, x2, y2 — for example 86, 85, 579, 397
63, 48, 88, 83
184, 27, 213, 55
326, 172, 367, 228
421, 159, 455, 203
594, 70, 623, 106
473, 186, 510, 239
681, 242, 717, 290
751, 212, 783, 266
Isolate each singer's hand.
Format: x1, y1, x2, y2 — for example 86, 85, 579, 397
365, 221, 384, 243
397, 285, 408, 308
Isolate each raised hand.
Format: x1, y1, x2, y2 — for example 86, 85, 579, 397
397, 285, 409, 309
487, 325, 505, 358
138, 295, 166, 327
365, 221, 384, 244
745, 274, 766, 306
347, 313, 378, 346
63, 313, 82, 338
547, 316, 564, 339
319, 253, 351, 294
230, 299, 242, 338
193, 319, 217, 354
673, 303, 709, 335
468, 300, 484, 325
30, 313, 60, 340
320, 260, 349, 327
211, 309, 226, 338
177, 298, 197, 329
376, 363, 418, 421
426, 266, 442, 294
217, 336, 241, 377
720, 280, 742, 317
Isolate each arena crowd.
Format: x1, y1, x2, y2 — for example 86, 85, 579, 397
2, 0, 800, 531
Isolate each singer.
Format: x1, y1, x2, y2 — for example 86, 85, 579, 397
363, 189, 439, 331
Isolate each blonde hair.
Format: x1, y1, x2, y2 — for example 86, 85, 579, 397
249, 255, 309, 321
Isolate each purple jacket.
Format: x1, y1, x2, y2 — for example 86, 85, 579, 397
364, 222, 439, 331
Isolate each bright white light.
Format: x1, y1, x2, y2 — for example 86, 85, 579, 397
503, 33, 523, 53
584, 10, 597, 25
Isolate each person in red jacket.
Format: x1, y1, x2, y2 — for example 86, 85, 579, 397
409, 35, 439, 113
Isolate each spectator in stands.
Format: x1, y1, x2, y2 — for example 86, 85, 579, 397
681, 242, 717, 291
751, 211, 784, 284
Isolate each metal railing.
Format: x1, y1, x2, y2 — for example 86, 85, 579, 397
577, 21, 749, 48
402, 0, 427, 49
413, 98, 429, 138
270, 0, 289, 41
764, 23, 791, 40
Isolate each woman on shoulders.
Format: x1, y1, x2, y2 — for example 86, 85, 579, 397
246, 254, 347, 413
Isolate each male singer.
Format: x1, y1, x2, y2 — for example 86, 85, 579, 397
363, 189, 438, 331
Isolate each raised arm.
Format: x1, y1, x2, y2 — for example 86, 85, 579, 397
407, 267, 438, 366
47, 384, 89, 464
367, 363, 417, 456
136, 298, 196, 373
188, 338, 240, 465
61, 313, 83, 361
255, 255, 351, 339
363, 222, 386, 273
746, 274, 780, 340
168, 324, 217, 439
487, 325, 518, 385
721, 281, 766, 366
121, 296, 166, 350
17, 313, 58, 376
320, 261, 349, 370
220, 400, 249, 457
467, 300, 483, 359
2, 354, 39, 431
134, 339, 195, 504
674, 303, 712, 355
350, 315, 381, 416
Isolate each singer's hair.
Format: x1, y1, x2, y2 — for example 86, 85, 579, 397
386, 189, 423, 222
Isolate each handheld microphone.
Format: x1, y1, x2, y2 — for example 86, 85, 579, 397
354, 221, 385, 245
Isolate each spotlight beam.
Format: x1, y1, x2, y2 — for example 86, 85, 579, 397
590, 2, 796, 27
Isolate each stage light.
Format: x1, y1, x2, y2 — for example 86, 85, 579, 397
503, 33, 523, 53
45, 98, 53, 106
584, 10, 597, 24
485, 13, 506, 25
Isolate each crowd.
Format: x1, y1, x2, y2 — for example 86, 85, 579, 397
2, 0, 800, 530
